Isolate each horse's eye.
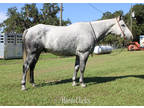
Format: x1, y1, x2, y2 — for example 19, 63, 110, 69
121, 24, 125, 27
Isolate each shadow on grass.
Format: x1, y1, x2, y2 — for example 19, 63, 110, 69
36, 75, 144, 88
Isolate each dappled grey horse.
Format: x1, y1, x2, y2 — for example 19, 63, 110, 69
21, 16, 133, 90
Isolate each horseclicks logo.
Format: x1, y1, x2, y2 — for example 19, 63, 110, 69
61, 96, 90, 104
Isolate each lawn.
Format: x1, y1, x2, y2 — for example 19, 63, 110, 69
0, 50, 144, 105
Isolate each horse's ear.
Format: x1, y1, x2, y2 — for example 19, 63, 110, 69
120, 15, 123, 20
116, 16, 120, 21
117, 16, 123, 21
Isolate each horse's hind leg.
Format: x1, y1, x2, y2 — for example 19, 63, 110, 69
30, 53, 40, 87
21, 53, 36, 90
72, 55, 80, 86
79, 52, 89, 87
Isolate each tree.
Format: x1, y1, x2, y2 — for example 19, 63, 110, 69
101, 11, 113, 20
124, 4, 144, 42
132, 4, 144, 24
132, 4, 144, 37
113, 10, 123, 17
40, 3, 60, 25
21, 3, 40, 27
101, 10, 123, 20
2, 7, 24, 33
40, 3, 71, 26
0, 3, 71, 33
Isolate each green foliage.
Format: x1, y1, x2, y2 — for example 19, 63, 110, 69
40, 3, 60, 25
2, 7, 23, 33
100, 35, 122, 48
124, 4, 144, 42
102, 11, 113, 19
21, 4, 40, 27
132, 4, 144, 24
102, 10, 123, 20
0, 3, 71, 33
132, 4, 144, 38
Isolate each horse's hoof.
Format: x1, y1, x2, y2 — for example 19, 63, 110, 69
72, 82, 78, 86
81, 83, 86, 88
21, 86, 26, 91
32, 83, 35, 87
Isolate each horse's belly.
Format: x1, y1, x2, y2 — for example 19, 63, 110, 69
46, 47, 76, 56
45, 39, 77, 56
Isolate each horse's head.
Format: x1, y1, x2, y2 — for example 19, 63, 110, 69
109, 16, 133, 40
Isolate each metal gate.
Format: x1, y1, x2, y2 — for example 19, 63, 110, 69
0, 33, 23, 59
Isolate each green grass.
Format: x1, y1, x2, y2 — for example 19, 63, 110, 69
0, 50, 144, 105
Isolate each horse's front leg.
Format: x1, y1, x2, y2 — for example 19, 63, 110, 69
72, 55, 80, 86
79, 52, 89, 87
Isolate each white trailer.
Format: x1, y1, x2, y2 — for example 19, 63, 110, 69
0, 33, 23, 59
140, 35, 144, 48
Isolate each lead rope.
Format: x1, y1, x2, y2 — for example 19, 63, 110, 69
89, 22, 98, 44
89, 22, 99, 56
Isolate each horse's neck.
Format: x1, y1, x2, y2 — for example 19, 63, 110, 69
91, 19, 116, 41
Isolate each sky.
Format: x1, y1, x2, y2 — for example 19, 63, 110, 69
0, 3, 141, 23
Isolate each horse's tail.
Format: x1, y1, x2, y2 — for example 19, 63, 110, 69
22, 30, 30, 81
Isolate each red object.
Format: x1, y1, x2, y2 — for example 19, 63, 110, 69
128, 42, 144, 51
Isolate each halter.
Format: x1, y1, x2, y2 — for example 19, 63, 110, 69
115, 18, 126, 40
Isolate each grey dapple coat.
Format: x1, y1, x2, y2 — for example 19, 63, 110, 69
21, 17, 133, 90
